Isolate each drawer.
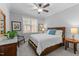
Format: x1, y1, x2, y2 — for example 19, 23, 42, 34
0, 46, 7, 56
0, 43, 17, 56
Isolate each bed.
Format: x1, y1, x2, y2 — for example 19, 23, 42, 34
28, 27, 65, 56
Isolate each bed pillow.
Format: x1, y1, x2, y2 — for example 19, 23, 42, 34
47, 30, 50, 34
55, 30, 63, 35
48, 29, 56, 35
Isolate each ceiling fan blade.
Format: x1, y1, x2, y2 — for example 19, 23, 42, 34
43, 3, 50, 8
34, 3, 38, 7
34, 3, 36, 6
43, 9, 49, 12
33, 3, 39, 10
38, 3, 42, 7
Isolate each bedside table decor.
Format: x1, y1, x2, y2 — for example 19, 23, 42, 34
71, 27, 78, 40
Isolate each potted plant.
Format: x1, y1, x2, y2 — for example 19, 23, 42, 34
6, 31, 17, 39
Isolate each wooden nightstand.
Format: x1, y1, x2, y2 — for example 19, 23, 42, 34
64, 38, 79, 54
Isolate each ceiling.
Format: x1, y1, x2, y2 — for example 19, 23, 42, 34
9, 3, 78, 18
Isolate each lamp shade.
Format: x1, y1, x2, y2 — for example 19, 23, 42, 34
71, 27, 78, 34
42, 28, 45, 31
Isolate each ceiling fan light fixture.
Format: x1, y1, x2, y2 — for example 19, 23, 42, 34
38, 8, 43, 12
33, 3, 50, 14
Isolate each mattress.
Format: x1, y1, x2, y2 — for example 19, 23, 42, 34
30, 33, 62, 55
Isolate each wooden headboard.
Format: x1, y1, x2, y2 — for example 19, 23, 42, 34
48, 27, 65, 44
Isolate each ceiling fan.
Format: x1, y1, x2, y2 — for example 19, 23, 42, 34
33, 3, 50, 14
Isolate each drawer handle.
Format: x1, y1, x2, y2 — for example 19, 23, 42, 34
0, 53, 4, 55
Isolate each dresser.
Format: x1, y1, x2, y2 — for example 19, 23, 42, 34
0, 37, 17, 56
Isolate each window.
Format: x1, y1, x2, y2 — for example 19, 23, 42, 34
23, 17, 38, 33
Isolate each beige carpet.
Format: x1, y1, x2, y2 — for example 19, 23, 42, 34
17, 42, 79, 56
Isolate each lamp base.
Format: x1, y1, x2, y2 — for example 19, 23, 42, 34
72, 34, 75, 40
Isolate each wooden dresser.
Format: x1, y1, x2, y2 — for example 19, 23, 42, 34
0, 43, 17, 56
0, 37, 17, 56
0, 9, 17, 56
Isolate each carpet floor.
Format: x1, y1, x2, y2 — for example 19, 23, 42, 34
17, 42, 79, 56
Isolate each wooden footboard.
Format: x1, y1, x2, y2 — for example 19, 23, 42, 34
28, 39, 38, 55
41, 43, 62, 56
28, 39, 63, 56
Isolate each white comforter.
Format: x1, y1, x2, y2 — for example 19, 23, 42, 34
30, 33, 62, 55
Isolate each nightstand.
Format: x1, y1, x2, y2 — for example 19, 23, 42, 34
64, 38, 79, 54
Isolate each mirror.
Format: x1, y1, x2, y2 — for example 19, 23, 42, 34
0, 9, 6, 36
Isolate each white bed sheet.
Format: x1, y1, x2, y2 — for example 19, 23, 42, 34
30, 33, 62, 55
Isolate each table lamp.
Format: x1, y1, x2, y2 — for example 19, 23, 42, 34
42, 28, 45, 32
71, 27, 78, 40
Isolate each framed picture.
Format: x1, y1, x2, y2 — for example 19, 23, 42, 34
11, 21, 21, 31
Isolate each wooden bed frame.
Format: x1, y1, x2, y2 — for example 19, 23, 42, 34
28, 27, 65, 56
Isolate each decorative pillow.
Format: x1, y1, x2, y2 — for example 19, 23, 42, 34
48, 29, 56, 35
55, 30, 63, 35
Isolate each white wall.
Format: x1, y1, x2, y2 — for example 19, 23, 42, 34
45, 4, 79, 38
10, 12, 23, 34
10, 11, 46, 33
45, 4, 79, 48
0, 3, 10, 32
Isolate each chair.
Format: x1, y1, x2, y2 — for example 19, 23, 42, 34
17, 35, 25, 47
